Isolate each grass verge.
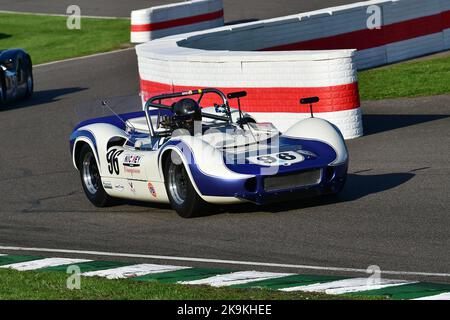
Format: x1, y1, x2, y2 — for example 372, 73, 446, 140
358, 53, 450, 100
1, 13, 448, 100
0, 13, 130, 65
0, 269, 375, 300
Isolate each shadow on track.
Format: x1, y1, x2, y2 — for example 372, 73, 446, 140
363, 114, 449, 136
0, 87, 87, 111
120, 172, 415, 217
216, 172, 415, 215
0, 33, 11, 40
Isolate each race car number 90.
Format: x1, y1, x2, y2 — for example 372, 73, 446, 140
247, 151, 305, 166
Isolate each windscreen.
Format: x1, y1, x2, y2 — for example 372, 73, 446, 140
73, 94, 143, 128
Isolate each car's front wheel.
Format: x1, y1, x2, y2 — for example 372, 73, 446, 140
78, 144, 115, 207
164, 151, 206, 218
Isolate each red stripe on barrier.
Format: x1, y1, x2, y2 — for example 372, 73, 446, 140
263, 10, 450, 52
131, 9, 224, 32
140, 79, 360, 113
443, 10, 450, 29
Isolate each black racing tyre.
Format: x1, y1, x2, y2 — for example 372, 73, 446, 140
164, 151, 206, 218
0, 74, 5, 106
78, 144, 115, 207
24, 66, 33, 99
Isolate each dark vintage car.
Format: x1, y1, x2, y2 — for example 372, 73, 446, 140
0, 48, 33, 106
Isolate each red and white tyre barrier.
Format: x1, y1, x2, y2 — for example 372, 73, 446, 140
137, 44, 362, 139
130, 0, 224, 43
260, 0, 450, 69
135, 0, 450, 139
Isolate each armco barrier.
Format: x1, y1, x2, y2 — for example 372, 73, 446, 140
135, 0, 450, 139
130, 0, 224, 43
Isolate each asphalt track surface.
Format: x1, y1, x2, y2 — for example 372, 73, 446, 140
0, 0, 363, 21
0, 1, 449, 283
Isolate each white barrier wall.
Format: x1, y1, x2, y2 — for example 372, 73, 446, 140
135, 0, 450, 139
136, 42, 361, 139
177, 0, 450, 69
131, 0, 224, 43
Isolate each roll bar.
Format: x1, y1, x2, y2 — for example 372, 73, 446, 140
143, 88, 232, 136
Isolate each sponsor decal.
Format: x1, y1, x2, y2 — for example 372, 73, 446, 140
123, 155, 142, 168
124, 167, 141, 175
147, 182, 157, 198
129, 181, 136, 193
115, 184, 125, 191
103, 181, 112, 189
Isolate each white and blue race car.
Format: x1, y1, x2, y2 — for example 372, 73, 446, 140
70, 88, 348, 218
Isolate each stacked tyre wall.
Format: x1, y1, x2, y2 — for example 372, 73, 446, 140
135, 0, 450, 139
131, 0, 224, 43
259, 0, 450, 69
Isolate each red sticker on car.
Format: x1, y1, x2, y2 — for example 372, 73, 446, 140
148, 182, 157, 198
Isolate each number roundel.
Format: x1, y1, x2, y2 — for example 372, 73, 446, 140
249, 151, 304, 166
277, 152, 297, 161
107, 148, 124, 175
256, 155, 277, 164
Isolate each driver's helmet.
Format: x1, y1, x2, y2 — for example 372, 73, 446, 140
172, 98, 202, 134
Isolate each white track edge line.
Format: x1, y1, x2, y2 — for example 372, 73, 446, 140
412, 292, 450, 300
0, 245, 449, 278
0, 10, 129, 19
34, 47, 135, 68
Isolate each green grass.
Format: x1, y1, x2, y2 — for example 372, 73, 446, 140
0, 269, 373, 300
0, 13, 130, 65
2, 13, 448, 99
358, 53, 450, 100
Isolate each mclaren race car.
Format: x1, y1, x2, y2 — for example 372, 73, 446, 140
0, 48, 33, 105
70, 88, 348, 218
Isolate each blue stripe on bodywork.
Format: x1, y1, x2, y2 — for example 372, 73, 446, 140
160, 140, 250, 197
69, 129, 98, 163
74, 111, 145, 131
70, 109, 173, 168
73, 109, 173, 131
160, 138, 346, 202
224, 137, 337, 175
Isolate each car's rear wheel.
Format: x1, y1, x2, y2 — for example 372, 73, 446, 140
0, 84, 4, 105
78, 144, 115, 207
24, 67, 33, 99
0, 76, 5, 106
164, 151, 206, 218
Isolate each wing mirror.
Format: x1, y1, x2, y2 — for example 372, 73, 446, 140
227, 91, 247, 99
300, 96, 320, 118
226, 91, 247, 128
300, 96, 319, 105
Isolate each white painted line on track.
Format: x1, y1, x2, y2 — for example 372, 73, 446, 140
82, 263, 190, 279
0, 257, 91, 271
180, 271, 293, 287
0, 10, 129, 19
413, 292, 450, 300
34, 47, 135, 68
0, 245, 449, 279
280, 278, 415, 295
